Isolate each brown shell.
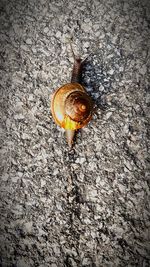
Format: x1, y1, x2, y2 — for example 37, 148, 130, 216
51, 83, 93, 130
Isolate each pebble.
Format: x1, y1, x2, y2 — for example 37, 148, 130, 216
22, 133, 31, 140
16, 259, 29, 267
81, 22, 92, 33
75, 157, 86, 164
23, 222, 33, 234
43, 27, 49, 34
139, 65, 147, 75
41, 179, 46, 187
108, 69, 114, 75
53, 168, 59, 175
14, 114, 24, 120
2, 173, 9, 181
26, 38, 32, 45
105, 112, 113, 120
56, 31, 62, 38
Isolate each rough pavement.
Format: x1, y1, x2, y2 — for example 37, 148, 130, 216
0, 0, 150, 266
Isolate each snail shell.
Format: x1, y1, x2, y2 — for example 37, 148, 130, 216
51, 83, 93, 131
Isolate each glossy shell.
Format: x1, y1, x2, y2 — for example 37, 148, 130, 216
51, 83, 93, 130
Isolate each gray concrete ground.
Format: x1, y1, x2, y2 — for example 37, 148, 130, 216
0, 0, 150, 266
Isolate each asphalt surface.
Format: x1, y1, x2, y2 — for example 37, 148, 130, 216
0, 0, 150, 266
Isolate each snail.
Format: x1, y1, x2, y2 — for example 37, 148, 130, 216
51, 43, 93, 148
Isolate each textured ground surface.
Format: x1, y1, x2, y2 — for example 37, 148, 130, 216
0, 0, 150, 266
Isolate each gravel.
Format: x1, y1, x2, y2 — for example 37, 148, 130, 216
0, 0, 150, 266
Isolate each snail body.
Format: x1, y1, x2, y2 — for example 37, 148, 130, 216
51, 45, 93, 147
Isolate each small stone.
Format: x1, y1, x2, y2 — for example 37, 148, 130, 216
53, 169, 59, 175
44, 27, 49, 34
17, 258, 28, 267
41, 179, 46, 187
2, 173, 9, 181
93, 24, 99, 31
94, 92, 100, 99
24, 222, 33, 234
76, 157, 85, 164
14, 114, 24, 120
108, 69, 114, 75
84, 218, 91, 224
56, 31, 61, 38
6, 118, 11, 129
83, 41, 90, 49
12, 176, 19, 182
22, 133, 30, 140
20, 44, 29, 51
101, 233, 107, 241
105, 112, 112, 119
119, 66, 124, 72
82, 258, 90, 265
28, 94, 34, 101
109, 130, 115, 140
81, 22, 92, 33
18, 172, 23, 177
118, 184, 126, 193
139, 65, 147, 75
26, 38, 32, 45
